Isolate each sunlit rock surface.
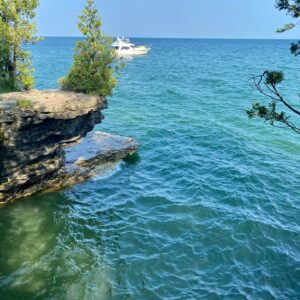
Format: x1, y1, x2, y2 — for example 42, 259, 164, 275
0, 90, 138, 204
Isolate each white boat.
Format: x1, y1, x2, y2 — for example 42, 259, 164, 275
112, 37, 151, 57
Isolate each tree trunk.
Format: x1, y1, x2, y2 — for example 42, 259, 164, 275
8, 45, 17, 88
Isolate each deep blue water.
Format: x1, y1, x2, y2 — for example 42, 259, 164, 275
0, 38, 300, 299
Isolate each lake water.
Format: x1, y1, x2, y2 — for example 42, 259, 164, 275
0, 38, 300, 299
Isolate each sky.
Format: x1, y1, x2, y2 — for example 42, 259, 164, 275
36, 0, 299, 39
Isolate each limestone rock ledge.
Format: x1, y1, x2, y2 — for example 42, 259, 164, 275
0, 90, 138, 204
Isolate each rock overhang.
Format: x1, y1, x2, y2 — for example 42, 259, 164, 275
0, 90, 138, 205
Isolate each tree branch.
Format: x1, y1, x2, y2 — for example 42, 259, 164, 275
252, 72, 300, 116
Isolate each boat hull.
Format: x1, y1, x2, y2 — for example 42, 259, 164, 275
115, 47, 150, 57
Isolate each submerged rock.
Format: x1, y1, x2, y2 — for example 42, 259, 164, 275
0, 90, 138, 204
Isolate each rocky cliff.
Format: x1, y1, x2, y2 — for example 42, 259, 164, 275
0, 90, 138, 204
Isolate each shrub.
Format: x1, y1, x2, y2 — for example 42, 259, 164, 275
15, 99, 32, 109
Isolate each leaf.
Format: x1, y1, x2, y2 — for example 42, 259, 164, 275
276, 23, 295, 33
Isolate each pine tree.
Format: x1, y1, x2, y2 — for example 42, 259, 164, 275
0, 0, 40, 92
60, 0, 116, 97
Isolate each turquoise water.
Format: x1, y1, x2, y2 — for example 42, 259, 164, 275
1, 38, 300, 299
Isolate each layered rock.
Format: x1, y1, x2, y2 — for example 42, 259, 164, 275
0, 90, 138, 204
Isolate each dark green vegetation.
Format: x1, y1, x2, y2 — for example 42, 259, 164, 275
60, 0, 117, 97
0, 0, 117, 97
0, 0, 40, 92
248, 0, 300, 133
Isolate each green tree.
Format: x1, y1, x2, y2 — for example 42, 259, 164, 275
247, 0, 300, 133
0, 0, 40, 92
60, 0, 117, 97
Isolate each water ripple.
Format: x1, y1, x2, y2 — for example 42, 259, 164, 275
0, 38, 300, 299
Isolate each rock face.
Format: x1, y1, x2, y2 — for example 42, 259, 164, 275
0, 90, 138, 204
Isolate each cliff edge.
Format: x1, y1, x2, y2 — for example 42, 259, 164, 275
0, 90, 138, 204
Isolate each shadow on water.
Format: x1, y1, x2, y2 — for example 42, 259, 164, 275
123, 152, 141, 165
0, 191, 121, 300
0, 193, 65, 298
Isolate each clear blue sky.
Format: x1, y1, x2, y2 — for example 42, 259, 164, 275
37, 0, 298, 39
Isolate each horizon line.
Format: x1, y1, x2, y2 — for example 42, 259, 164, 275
39, 35, 298, 40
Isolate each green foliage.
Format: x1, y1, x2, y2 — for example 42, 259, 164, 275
0, 0, 40, 92
247, 101, 287, 125
60, 0, 117, 97
248, 71, 300, 133
248, 1, 300, 134
276, 23, 295, 33
276, 0, 300, 55
264, 71, 284, 85
15, 99, 32, 108
0, 85, 18, 94
290, 41, 300, 55
276, 0, 300, 17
